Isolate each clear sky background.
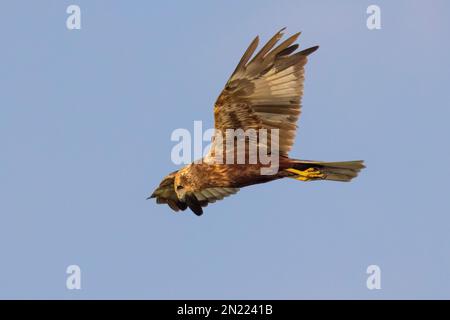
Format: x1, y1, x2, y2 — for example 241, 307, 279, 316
1, 0, 450, 299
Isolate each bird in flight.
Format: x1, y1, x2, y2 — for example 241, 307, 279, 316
149, 28, 365, 216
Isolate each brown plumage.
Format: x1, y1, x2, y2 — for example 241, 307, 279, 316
149, 28, 365, 216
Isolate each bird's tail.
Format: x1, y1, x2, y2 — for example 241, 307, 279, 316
284, 159, 365, 182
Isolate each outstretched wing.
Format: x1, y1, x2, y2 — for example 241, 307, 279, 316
212, 28, 318, 157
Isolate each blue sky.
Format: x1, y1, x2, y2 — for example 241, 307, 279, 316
1, 0, 450, 299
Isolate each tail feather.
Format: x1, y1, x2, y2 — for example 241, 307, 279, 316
285, 160, 365, 182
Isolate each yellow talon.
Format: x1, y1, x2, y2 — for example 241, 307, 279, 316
286, 167, 325, 181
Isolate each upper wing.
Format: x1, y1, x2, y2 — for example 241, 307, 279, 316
212, 28, 318, 156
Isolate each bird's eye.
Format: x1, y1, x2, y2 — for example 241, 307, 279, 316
177, 185, 184, 190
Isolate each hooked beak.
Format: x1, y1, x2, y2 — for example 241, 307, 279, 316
146, 192, 157, 200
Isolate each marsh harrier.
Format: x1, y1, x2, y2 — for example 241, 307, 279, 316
149, 29, 365, 216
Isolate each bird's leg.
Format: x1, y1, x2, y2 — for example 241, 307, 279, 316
285, 168, 325, 181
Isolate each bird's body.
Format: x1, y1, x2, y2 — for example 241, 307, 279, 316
150, 28, 365, 216
177, 162, 277, 190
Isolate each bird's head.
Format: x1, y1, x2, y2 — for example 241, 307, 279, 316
174, 169, 191, 201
